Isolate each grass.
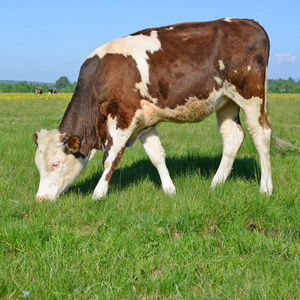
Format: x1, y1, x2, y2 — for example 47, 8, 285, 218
0, 93, 299, 299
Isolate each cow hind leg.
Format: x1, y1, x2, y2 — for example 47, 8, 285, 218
241, 101, 272, 195
211, 100, 245, 188
223, 77, 272, 195
139, 127, 176, 196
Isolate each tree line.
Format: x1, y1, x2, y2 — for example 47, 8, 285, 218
267, 78, 300, 93
0, 76, 300, 93
0, 76, 76, 93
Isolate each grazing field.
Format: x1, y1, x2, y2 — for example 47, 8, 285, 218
0, 93, 299, 299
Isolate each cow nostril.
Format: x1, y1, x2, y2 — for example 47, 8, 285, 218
36, 195, 46, 202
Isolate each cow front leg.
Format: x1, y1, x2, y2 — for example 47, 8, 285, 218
92, 138, 125, 199
139, 127, 176, 196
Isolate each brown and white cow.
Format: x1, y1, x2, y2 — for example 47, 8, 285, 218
35, 87, 42, 94
33, 18, 272, 201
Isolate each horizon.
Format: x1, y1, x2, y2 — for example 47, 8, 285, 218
1, 0, 299, 82
1, 76, 300, 85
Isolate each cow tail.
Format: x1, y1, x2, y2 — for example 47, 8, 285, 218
263, 66, 272, 129
264, 66, 270, 117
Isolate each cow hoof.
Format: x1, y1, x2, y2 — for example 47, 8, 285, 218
260, 179, 273, 196
260, 187, 273, 196
163, 185, 176, 196
210, 179, 225, 189
92, 191, 107, 199
92, 194, 105, 199
210, 181, 218, 189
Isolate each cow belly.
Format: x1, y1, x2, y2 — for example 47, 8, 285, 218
141, 92, 228, 126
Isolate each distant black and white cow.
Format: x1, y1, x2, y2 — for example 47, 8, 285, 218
48, 89, 57, 94
33, 18, 272, 201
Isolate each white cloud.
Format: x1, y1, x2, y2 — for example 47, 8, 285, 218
274, 52, 297, 63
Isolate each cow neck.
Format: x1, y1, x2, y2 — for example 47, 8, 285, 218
58, 89, 100, 157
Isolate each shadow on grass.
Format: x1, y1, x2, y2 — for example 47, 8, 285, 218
69, 154, 260, 196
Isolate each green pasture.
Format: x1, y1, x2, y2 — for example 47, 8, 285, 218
0, 93, 299, 299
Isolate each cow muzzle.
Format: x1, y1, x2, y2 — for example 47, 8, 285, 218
36, 195, 46, 202
36, 178, 60, 202
35, 193, 57, 201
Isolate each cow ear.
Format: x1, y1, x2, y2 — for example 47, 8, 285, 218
32, 131, 39, 145
59, 132, 66, 143
65, 135, 82, 153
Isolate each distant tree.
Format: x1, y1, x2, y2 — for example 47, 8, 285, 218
14, 81, 32, 93
1, 84, 14, 92
42, 84, 49, 93
54, 76, 71, 91
71, 81, 77, 92
267, 78, 300, 93
294, 80, 300, 93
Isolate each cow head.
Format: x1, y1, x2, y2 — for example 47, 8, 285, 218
32, 129, 89, 201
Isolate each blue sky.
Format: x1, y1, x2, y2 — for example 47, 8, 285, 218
1, 0, 299, 82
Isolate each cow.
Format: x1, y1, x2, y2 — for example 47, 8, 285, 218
35, 87, 42, 94
48, 89, 57, 94
33, 18, 272, 201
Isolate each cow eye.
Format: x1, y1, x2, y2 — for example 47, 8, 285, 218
52, 161, 60, 170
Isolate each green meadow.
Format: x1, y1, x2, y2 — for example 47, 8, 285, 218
0, 93, 299, 299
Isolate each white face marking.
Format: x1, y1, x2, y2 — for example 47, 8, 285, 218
224, 18, 232, 22
87, 31, 161, 103
247, 65, 251, 71
34, 129, 89, 200
219, 60, 225, 70
234, 70, 238, 73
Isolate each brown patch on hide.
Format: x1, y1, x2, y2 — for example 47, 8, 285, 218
102, 136, 113, 164
97, 103, 109, 150
258, 103, 271, 129
133, 19, 270, 107
101, 54, 142, 130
